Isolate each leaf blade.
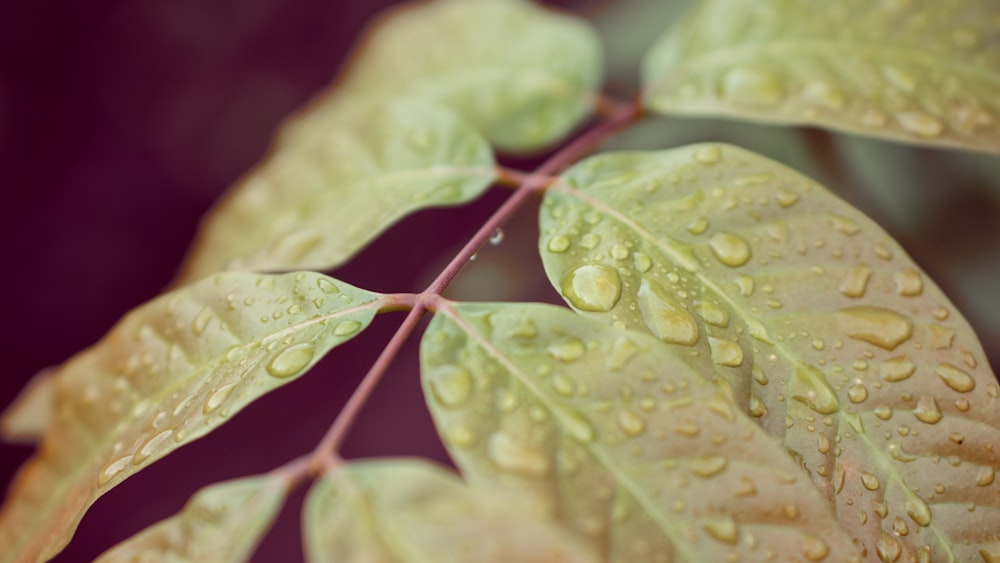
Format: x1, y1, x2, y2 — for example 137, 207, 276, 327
422, 301, 860, 562
641, 0, 1000, 154
538, 144, 1000, 559
0, 271, 379, 562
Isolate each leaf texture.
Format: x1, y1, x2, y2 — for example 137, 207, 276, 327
0, 272, 380, 563
302, 458, 599, 563
1, 368, 54, 443
641, 0, 1000, 154
422, 301, 860, 562
538, 144, 1000, 560
279, 0, 603, 153
175, 101, 495, 284
94, 474, 287, 563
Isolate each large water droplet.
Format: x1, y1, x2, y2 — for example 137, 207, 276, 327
837, 306, 913, 350
722, 68, 784, 106
790, 364, 840, 414
913, 396, 942, 424
709, 337, 743, 367
861, 471, 880, 491
637, 278, 699, 345
560, 264, 622, 312
429, 365, 473, 408
266, 343, 316, 378
708, 232, 752, 267
698, 301, 730, 328
936, 363, 975, 392
838, 265, 872, 298
487, 432, 550, 478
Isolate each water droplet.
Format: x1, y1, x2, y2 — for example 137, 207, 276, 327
906, 495, 932, 527
928, 324, 956, 350
204, 383, 236, 414
776, 189, 801, 208
861, 471, 880, 490
606, 244, 629, 261
801, 80, 846, 111
98, 456, 133, 487
552, 374, 576, 397
976, 466, 996, 487
333, 320, 362, 337
548, 337, 585, 362
877, 532, 902, 562
698, 301, 729, 328
637, 278, 699, 345
888, 443, 917, 462
487, 432, 550, 478
192, 307, 213, 336
266, 343, 316, 378
605, 336, 638, 371
317, 278, 340, 294
893, 516, 910, 536
897, 111, 944, 138
937, 363, 975, 392
633, 252, 652, 273
735, 274, 755, 296
803, 536, 830, 561
722, 67, 784, 106
686, 216, 709, 235
547, 235, 570, 253
489, 228, 504, 246
690, 455, 728, 477
560, 409, 595, 443
893, 268, 924, 296
445, 423, 476, 448
703, 518, 739, 544
913, 396, 942, 424
560, 264, 622, 312
674, 419, 700, 436
694, 145, 722, 164
790, 364, 840, 414
617, 409, 646, 436
133, 430, 174, 464
837, 306, 913, 350
579, 233, 601, 250
847, 384, 868, 403
881, 356, 916, 382
874, 405, 893, 420
429, 366, 473, 408
708, 232, 752, 267
709, 337, 743, 367
838, 265, 872, 298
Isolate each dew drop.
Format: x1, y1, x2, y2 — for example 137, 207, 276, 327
266, 343, 316, 378
861, 471, 881, 491
610, 244, 630, 260
936, 363, 975, 392
790, 364, 840, 414
913, 396, 942, 424
709, 337, 743, 367
606, 336, 638, 371
838, 265, 872, 298
694, 145, 722, 164
888, 443, 917, 462
547, 235, 571, 253
874, 405, 893, 420
906, 495, 932, 527
708, 232, 752, 267
803, 536, 830, 561
837, 306, 913, 350
487, 432, 550, 478
877, 532, 902, 562
133, 430, 174, 464
881, 356, 916, 382
548, 337, 586, 362
698, 301, 729, 328
617, 409, 647, 436
928, 324, 956, 350
776, 189, 801, 208
893, 268, 924, 296
686, 216, 709, 235
637, 278, 699, 345
689, 455, 728, 477
317, 278, 340, 294
703, 518, 739, 544
552, 374, 576, 397
489, 228, 504, 246
897, 111, 944, 138
333, 320, 362, 337
722, 68, 784, 106
976, 466, 996, 487
847, 384, 868, 404
735, 274, 755, 296
579, 233, 601, 250
429, 366, 473, 408
192, 307, 213, 336
98, 456, 133, 487
204, 383, 236, 414
749, 395, 767, 417
560, 264, 622, 312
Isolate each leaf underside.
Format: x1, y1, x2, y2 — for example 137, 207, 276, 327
94, 474, 287, 563
538, 143, 1000, 560
641, 0, 1000, 154
302, 458, 599, 563
0, 272, 379, 563
422, 301, 860, 562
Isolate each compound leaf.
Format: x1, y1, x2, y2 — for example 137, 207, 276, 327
176, 101, 495, 284
94, 473, 288, 563
303, 458, 598, 563
538, 144, 1000, 560
641, 0, 1000, 154
422, 301, 859, 562
0, 272, 380, 563
280, 0, 603, 153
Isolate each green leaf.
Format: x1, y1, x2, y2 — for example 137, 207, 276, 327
641, 0, 1000, 154
538, 144, 1000, 560
422, 302, 859, 562
302, 458, 598, 563
94, 474, 287, 562
176, 101, 495, 284
0, 272, 380, 563
1, 368, 54, 443
279, 0, 603, 153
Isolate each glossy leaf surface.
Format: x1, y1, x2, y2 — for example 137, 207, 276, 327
95, 474, 287, 562
303, 458, 598, 563
0, 272, 380, 562
422, 301, 859, 562
280, 0, 602, 153
539, 144, 1000, 560
176, 101, 494, 284
641, 0, 1000, 154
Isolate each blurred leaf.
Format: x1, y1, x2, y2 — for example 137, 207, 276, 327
642, 0, 1000, 154
95, 474, 287, 563
593, 0, 691, 91
539, 144, 1000, 559
176, 101, 495, 284
0, 272, 380, 563
281, 0, 603, 153
302, 458, 598, 563
422, 302, 859, 562
1, 368, 54, 443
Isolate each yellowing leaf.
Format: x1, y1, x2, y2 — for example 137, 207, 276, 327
1, 368, 54, 443
176, 101, 495, 284
422, 302, 859, 562
538, 144, 1000, 560
641, 0, 1000, 154
281, 0, 602, 152
0, 272, 380, 563
94, 474, 287, 563
302, 458, 598, 563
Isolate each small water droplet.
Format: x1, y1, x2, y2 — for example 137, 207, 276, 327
637, 278, 699, 345
617, 409, 646, 436
547, 235, 570, 253
861, 471, 880, 490
489, 228, 504, 246
552, 374, 576, 397
429, 365, 473, 408
698, 301, 729, 328
913, 396, 942, 424
888, 443, 917, 462
487, 431, 550, 478
735, 274, 755, 296
847, 384, 868, 403
881, 356, 916, 382
790, 364, 840, 414
204, 383, 236, 414
976, 466, 996, 487
192, 307, 213, 336
709, 337, 743, 367
874, 405, 893, 420
606, 336, 638, 371
266, 343, 316, 378
548, 337, 586, 362
722, 67, 784, 106
445, 423, 476, 448
633, 252, 652, 273
317, 278, 340, 294
837, 306, 913, 350
686, 216, 709, 235
936, 363, 975, 392
579, 233, 601, 250
133, 430, 174, 464
690, 455, 728, 477
703, 518, 739, 544
560, 264, 622, 312
838, 265, 872, 298
708, 232, 752, 267
333, 320, 362, 337
775, 189, 801, 208
893, 268, 924, 296
803, 536, 829, 561
897, 111, 944, 138
98, 456, 133, 487
610, 244, 630, 261
694, 145, 721, 164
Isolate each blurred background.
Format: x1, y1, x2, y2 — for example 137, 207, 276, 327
0, 0, 997, 560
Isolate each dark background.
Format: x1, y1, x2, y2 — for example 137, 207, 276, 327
1, 0, 998, 561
